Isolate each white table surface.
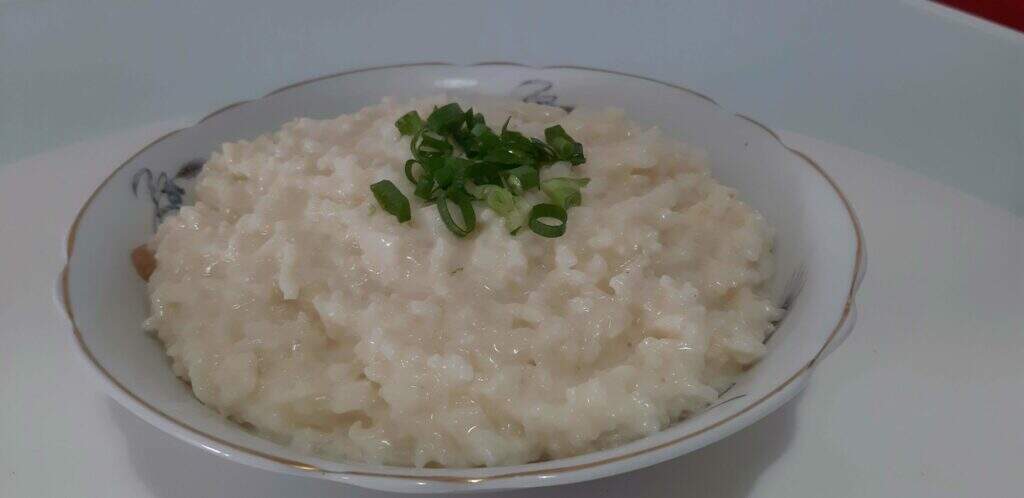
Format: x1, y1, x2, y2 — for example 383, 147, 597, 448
1, 120, 1021, 498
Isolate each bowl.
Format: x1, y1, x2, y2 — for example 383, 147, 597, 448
60, 62, 865, 494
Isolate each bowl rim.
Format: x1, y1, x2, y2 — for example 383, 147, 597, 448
59, 61, 866, 484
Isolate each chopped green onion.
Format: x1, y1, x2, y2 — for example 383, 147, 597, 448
419, 154, 446, 175
480, 186, 515, 215
504, 165, 540, 194
541, 177, 591, 209
433, 163, 455, 189
385, 104, 588, 237
500, 127, 533, 147
426, 103, 465, 134
404, 159, 423, 184
414, 175, 437, 200
370, 180, 411, 223
464, 108, 486, 130
412, 130, 454, 160
505, 196, 533, 234
437, 190, 476, 237
466, 161, 502, 186
395, 111, 424, 136
469, 109, 485, 125
463, 123, 500, 158
544, 125, 586, 165
471, 184, 530, 233
484, 145, 534, 166
528, 203, 568, 238
434, 156, 472, 189
530, 138, 557, 165
471, 121, 499, 140
464, 181, 492, 200
462, 180, 485, 199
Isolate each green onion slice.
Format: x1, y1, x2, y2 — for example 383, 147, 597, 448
437, 190, 477, 237
404, 159, 423, 184
479, 186, 516, 215
484, 145, 533, 166
504, 165, 540, 194
426, 103, 465, 133
395, 111, 424, 136
505, 196, 533, 234
433, 156, 471, 190
414, 175, 437, 200
544, 125, 586, 165
528, 203, 568, 238
530, 138, 557, 165
370, 180, 411, 223
540, 177, 591, 209
466, 161, 502, 186
419, 131, 454, 157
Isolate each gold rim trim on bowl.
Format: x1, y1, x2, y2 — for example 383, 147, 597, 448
61, 61, 866, 484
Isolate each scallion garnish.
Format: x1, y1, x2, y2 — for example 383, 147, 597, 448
437, 190, 476, 237
414, 175, 437, 200
544, 125, 586, 165
395, 111, 424, 136
504, 165, 539, 194
528, 203, 568, 238
478, 185, 516, 215
426, 103, 466, 134
404, 159, 424, 184
540, 177, 590, 209
370, 180, 411, 223
373, 103, 589, 237
505, 196, 533, 234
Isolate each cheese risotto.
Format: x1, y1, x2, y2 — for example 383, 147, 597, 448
142, 96, 780, 467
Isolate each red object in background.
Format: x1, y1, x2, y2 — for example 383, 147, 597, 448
936, 0, 1024, 33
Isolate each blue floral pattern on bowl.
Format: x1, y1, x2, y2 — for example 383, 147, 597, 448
131, 160, 203, 231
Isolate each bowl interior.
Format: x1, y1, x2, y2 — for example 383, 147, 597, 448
65, 64, 859, 484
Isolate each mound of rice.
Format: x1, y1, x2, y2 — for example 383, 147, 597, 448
144, 96, 780, 467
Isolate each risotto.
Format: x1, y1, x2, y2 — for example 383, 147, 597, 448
142, 96, 780, 467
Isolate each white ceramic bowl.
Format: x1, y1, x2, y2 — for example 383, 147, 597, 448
60, 63, 865, 494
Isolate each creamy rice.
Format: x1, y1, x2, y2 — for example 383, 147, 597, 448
144, 96, 780, 467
